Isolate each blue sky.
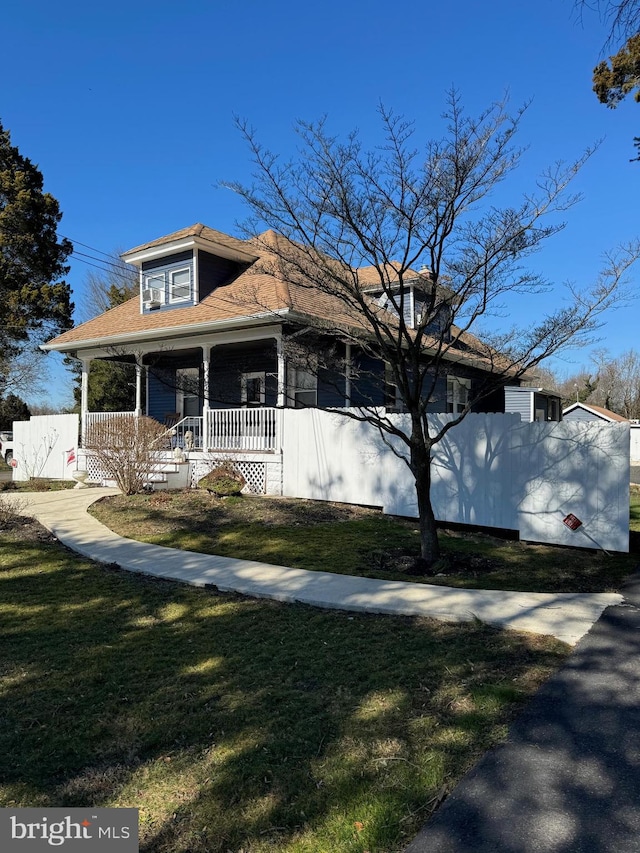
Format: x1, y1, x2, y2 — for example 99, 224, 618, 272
2, 0, 638, 407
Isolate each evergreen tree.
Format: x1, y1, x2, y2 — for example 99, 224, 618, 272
576, 1, 640, 159
0, 120, 73, 362
0, 393, 31, 429
593, 33, 640, 159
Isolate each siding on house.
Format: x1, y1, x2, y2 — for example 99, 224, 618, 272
402, 289, 414, 328
142, 251, 193, 271
373, 288, 415, 329
146, 352, 204, 420
197, 250, 246, 301
318, 367, 346, 407
141, 251, 196, 311
147, 369, 180, 421
350, 353, 386, 407
210, 341, 278, 407
504, 387, 531, 422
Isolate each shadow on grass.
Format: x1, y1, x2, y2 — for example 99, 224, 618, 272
0, 532, 567, 853
91, 493, 637, 594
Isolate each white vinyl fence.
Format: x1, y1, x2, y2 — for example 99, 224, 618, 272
282, 410, 630, 552
631, 424, 640, 463
12, 414, 80, 482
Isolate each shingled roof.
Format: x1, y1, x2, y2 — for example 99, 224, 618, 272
122, 223, 257, 261
43, 225, 511, 376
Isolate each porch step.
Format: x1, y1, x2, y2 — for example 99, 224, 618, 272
101, 461, 190, 491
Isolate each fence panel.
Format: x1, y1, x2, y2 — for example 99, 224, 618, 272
12, 414, 80, 481
281, 409, 630, 552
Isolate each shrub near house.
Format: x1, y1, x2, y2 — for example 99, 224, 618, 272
198, 463, 246, 497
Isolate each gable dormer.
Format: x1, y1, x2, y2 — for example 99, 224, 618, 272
121, 224, 259, 315
357, 262, 455, 333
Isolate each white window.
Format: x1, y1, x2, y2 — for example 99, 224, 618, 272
447, 376, 471, 414
242, 371, 266, 407
169, 267, 191, 303
143, 273, 164, 306
290, 366, 317, 408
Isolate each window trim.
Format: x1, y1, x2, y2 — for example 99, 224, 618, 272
447, 375, 471, 414
168, 266, 192, 304
241, 371, 266, 407
289, 362, 318, 408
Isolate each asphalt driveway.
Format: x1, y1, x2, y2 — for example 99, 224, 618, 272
405, 571, 640, 853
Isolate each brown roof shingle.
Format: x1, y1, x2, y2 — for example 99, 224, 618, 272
122, 223, 257, 259
45, 225, 512, 375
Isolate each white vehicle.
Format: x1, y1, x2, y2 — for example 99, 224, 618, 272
0, 432, 13, 464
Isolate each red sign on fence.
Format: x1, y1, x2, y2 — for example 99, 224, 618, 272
563, 513, 582, 530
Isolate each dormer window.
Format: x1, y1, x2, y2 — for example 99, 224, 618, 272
143, 274, 164, 309
169, 267, 191, 303
141, 258, 194, 311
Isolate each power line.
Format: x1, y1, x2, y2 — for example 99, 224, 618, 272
61, 235, 139, 287
59, 235, 124, 262
70, 253, 138, 284
72, 249, 136, 275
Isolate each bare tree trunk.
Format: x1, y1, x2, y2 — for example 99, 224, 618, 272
410, 435, 440, 568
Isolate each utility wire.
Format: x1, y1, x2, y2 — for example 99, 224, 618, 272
61, 235, 139, 286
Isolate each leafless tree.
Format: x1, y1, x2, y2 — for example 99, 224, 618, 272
589, 348, 640, 415
84, 415, 169, 495
556, 348, 640, 415
77, 248, 139, 323
226, 92, 639, 566
0, 347, 49, 398
576, 0, 640, 47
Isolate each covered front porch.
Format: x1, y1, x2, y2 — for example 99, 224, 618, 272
76, 324, 363, 454
77, 326, 289, 453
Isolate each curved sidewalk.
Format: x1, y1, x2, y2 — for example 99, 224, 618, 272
13, 488, 622, 646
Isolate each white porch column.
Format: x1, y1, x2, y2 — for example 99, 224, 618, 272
134, 363, 143, 416
80, 358, 90, 444
202, 344, 212, 415
345, 343, 352, 406
276, 335, 286, 407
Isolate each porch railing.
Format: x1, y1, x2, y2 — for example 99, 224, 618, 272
83, 411, 136, 446
206, 407, 280, 452
169, 416, 204, 451
83, 408, 280, 453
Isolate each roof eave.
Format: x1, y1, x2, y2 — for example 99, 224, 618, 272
122, 235, 259, 267
41, 309, 290, 355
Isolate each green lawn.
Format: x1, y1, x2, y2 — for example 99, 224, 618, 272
90, 492, 638, 594
0, 517, 568, 853
0, 478, 76, 491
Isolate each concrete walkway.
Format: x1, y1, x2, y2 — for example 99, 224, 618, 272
12, 488, 622, 646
